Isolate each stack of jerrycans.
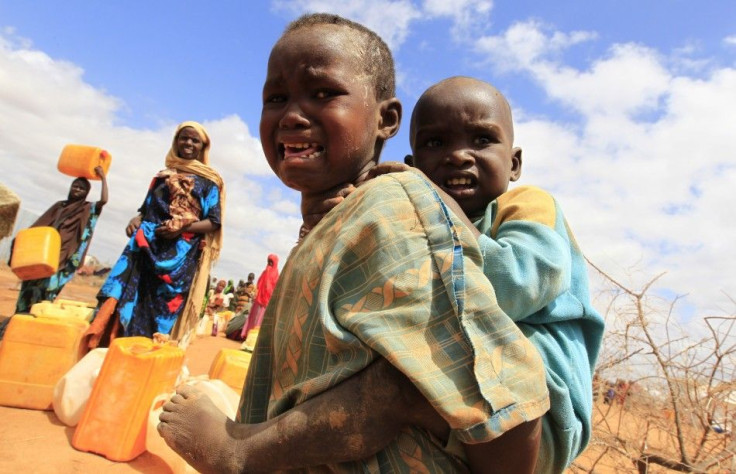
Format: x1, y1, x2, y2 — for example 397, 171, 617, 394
0, 301, 92, 410
31, 299, 95, 322
72, 337, 184, 462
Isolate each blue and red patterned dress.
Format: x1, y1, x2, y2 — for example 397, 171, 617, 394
96, 173, 221, 338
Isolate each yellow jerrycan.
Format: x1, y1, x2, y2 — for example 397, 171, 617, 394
10, 226, 61, 280
57, 144, 112, 179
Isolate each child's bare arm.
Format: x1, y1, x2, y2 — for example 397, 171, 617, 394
159, 358, 447, 473
301, 182, 356, 231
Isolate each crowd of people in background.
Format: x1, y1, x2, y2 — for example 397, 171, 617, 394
204, 253, 280, 346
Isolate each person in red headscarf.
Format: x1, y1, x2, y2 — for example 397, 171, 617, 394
240, 254, 279, 341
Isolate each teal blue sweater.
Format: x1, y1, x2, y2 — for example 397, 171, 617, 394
474, 186, 604, 474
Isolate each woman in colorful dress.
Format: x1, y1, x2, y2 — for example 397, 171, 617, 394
85, 121, 224, 348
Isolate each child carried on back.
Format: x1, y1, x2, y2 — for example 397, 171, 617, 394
402, 76, 605, 473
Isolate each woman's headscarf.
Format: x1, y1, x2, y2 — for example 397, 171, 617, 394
32, 178, 92, 266
255, 253, 280, 306
166, 121, 227, 346
164, 121, 225, 258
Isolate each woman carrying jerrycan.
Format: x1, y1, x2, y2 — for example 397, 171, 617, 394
0, 164, 108, 340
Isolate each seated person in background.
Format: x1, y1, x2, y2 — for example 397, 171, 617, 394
222, 279, 235, 310
237, 273, 256, 313
230, 279, 245, 311
225, 274, 256, 341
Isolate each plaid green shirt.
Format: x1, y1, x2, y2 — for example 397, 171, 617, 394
238, 170, 549, 472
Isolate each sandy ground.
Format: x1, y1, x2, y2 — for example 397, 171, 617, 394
0, 263, 241, 473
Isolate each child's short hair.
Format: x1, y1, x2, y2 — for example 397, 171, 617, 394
284, 13, 395, 101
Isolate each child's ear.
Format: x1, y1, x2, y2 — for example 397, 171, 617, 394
510, 147, 522, 182
404, 154, 415, 166
377, 98, 402, 140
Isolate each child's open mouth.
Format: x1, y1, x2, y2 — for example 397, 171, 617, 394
281, 142, 324, 160
443, 176, 476, 191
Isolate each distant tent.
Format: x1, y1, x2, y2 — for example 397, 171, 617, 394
77, 255, 111, 277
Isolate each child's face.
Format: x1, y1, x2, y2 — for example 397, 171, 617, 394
410, 80, 521, 218
260, 25, 397, 194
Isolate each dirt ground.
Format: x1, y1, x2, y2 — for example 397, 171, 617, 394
0, 263, 241, 473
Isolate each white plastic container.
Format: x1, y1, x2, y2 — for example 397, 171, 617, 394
52, 348, 108, 426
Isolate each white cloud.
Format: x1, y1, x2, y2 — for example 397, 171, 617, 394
0, 33, 302, 282
271, 0, 497, 50
421, 0, 493, 42
477, 24, 671, 118
539, 43, 671, 117
475, 20, 597, 71
271, 0, 422, 50
480, 21, 736, 318
723, 35, 736, 46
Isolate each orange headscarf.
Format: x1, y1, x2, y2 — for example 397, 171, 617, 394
163, 121, 225, 260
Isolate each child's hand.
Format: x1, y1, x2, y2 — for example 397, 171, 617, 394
155, 225, 183, 240
302, 183, 356, 230
365, 161, 411, 181
94, 165, 105, 178
153, 332, 171, 345
126, 215, 142, 237
368, 161, 481, 239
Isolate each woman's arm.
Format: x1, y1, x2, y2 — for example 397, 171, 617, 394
155, 218, 219, 239
183, 218, 219, 234
95, 166, 109, 207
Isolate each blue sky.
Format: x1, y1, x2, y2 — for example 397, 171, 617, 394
1, 0, 735, 336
